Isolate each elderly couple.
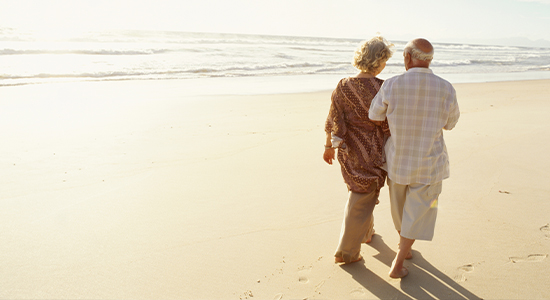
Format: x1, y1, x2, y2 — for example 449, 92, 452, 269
323, 36, 460, 278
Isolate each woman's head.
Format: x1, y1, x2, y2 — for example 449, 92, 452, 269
353, 36, 394, 74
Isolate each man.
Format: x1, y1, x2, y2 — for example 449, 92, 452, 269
369, 38, 460, 278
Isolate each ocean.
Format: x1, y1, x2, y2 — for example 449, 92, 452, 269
2, 29, 550, 94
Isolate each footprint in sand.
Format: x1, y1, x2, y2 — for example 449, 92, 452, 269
298, 270, 310, 284
454, 264, 475, 282
297, 266, 312, 284
350, 288, 366, 297
508, 254, 548, 263
540, 224, 550, 238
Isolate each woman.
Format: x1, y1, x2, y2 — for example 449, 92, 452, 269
323, 36, 393, 264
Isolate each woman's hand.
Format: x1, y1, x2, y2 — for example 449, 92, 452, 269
323, 148, 335, 165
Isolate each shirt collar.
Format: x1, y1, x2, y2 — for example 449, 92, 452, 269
406, 67, 433, 74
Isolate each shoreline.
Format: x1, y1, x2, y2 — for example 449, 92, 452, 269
1, 79, 549, 299
2, 70, 550, 96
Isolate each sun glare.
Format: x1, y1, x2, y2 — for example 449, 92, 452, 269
29, 27, 92, 41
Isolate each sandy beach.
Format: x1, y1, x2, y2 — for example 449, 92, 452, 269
1, 78, 549, 299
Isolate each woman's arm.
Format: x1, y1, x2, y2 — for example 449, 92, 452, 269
323, 132, 335, 165
324, 82, 345, 165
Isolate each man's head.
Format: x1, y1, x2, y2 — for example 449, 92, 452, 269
403, 38, 433, 70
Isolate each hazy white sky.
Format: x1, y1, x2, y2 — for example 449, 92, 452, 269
1, 0, 549, 45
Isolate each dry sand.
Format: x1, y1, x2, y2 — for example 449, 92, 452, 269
1, 79, 549, 299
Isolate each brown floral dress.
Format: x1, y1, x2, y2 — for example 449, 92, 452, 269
325, 77, 390, 193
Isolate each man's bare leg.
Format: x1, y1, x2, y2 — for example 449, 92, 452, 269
397, 231, 413, 259
389, 235, 415, 278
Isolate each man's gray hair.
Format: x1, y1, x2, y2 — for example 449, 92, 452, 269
404, 41, 434, 61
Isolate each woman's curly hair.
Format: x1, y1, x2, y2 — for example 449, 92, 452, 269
352, 36, 394, 74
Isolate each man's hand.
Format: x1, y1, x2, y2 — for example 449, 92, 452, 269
323, 148, 335, 165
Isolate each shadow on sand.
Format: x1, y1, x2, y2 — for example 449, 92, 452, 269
340, 235, 481, 300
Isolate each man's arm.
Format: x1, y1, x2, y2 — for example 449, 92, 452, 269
443, 89, 460, 130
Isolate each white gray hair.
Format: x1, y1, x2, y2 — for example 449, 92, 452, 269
404, 41, 434, 61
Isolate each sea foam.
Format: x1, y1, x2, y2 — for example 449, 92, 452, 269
1, 30, 549, 87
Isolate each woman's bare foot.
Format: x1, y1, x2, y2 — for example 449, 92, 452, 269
335, 255, 363, 264
364, 230, 375, 244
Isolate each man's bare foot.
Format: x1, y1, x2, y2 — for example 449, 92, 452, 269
389, 266, 409, 278
335, 255, 363, 264
389, 257, 409, 278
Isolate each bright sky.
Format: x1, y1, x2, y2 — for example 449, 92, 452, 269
1, 0, 550, 45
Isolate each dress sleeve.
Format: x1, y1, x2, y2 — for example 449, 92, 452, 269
325, 81, 347, 138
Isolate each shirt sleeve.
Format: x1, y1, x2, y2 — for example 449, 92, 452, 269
369, 83, 388, 121
444, 88, 460, 130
